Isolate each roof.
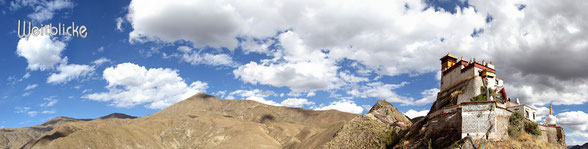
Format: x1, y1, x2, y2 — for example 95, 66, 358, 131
440, 53, 458, 61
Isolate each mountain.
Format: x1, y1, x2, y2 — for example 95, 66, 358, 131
569, 142, 588, 149
17, 93, 364, 148
2, 93, 567, 148
0, 113, 135, 149
98, 113, 137, 119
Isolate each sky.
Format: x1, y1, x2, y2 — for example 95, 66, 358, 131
0, 0, 587, 145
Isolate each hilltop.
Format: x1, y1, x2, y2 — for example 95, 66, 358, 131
1, 93, 567, 148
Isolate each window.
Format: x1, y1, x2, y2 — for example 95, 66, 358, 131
525, 111, 529, 118
533, 113, 536, 120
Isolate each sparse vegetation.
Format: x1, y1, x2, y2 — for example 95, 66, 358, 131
509, 111, 541, 138
509, 111, 524, 138
471, 86, 498, 101
471, 94, 487, 101
524, 120, 542, 136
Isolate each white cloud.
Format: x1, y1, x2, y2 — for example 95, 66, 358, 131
17, 36, 66, 71
347, 82, 412, 104
234, 31, 342, 92
315, 99, 363, 114
47, 62, 94, 84
16, 35, 94, 84
40, 96, 58, 107
557, 111, 588, 145
24, 84, 38, 90
10, 0, 74, 22
27, 111, 38, 117
14, 107, 53, 117
306, 92, 316, 97
41, 110, 56, 114
83, 63, 208, 109
124, 0, 588, 106
239, 38, 274, 55
531, 106, 550, 123
14, 107, 31, 113
97, 46, 105, 52
170, 46, 238, 67
412, 88, 440, 105
182, 52, 237, 67
506, 82, 588, 106
280, 98, 314, 108
339, 71, 369, 83
361, 105, 372, 111
22, 72, 31, 79
225, 89, 317, 108
92, 57, 111, 66
116, 17, 124, 32
22, 92, 31, 96
404, 109, 429, 119
226, 89, 278, 106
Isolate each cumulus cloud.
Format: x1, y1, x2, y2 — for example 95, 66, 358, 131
315, 99, 363, 114
83, 63, 208, 109
225, 89, 317, 108
175, 46, 238, 67
412, 88, 440, 105
234, 31, 342, 92
557, 111, 588, 144
404, 109, 429, 119
47, 61, 94, 84
127, 0, 244, 48
347, 82, 412, 104
17, 36, 66, 71
125, 0, 588, 106
17, 36, 95, 84
280, 98, 315, 108
226, 89, 278, 105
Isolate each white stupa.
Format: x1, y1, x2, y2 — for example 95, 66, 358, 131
545, 104, 557, 126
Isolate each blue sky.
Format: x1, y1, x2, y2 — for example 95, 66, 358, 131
1, 0, 588, 145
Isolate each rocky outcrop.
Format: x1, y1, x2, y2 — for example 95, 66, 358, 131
369, 100, 412, 126
325, 100, 412, 149
539, 125, 566, 148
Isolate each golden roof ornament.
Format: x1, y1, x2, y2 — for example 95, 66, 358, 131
549, 104, 553, 115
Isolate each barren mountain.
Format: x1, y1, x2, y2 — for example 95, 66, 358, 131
2, 92, 566, 149
18, 93, 374, 149
0, 113, 135, 149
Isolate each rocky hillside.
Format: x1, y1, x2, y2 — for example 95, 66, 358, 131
569, 142, 588, 149
15, 93, 370, 149
0, 113, 135, 149
2, 92, 566, 149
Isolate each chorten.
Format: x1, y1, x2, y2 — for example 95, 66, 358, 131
545, 104, 557, 126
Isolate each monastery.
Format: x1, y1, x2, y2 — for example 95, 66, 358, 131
427, 53, 565, 143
